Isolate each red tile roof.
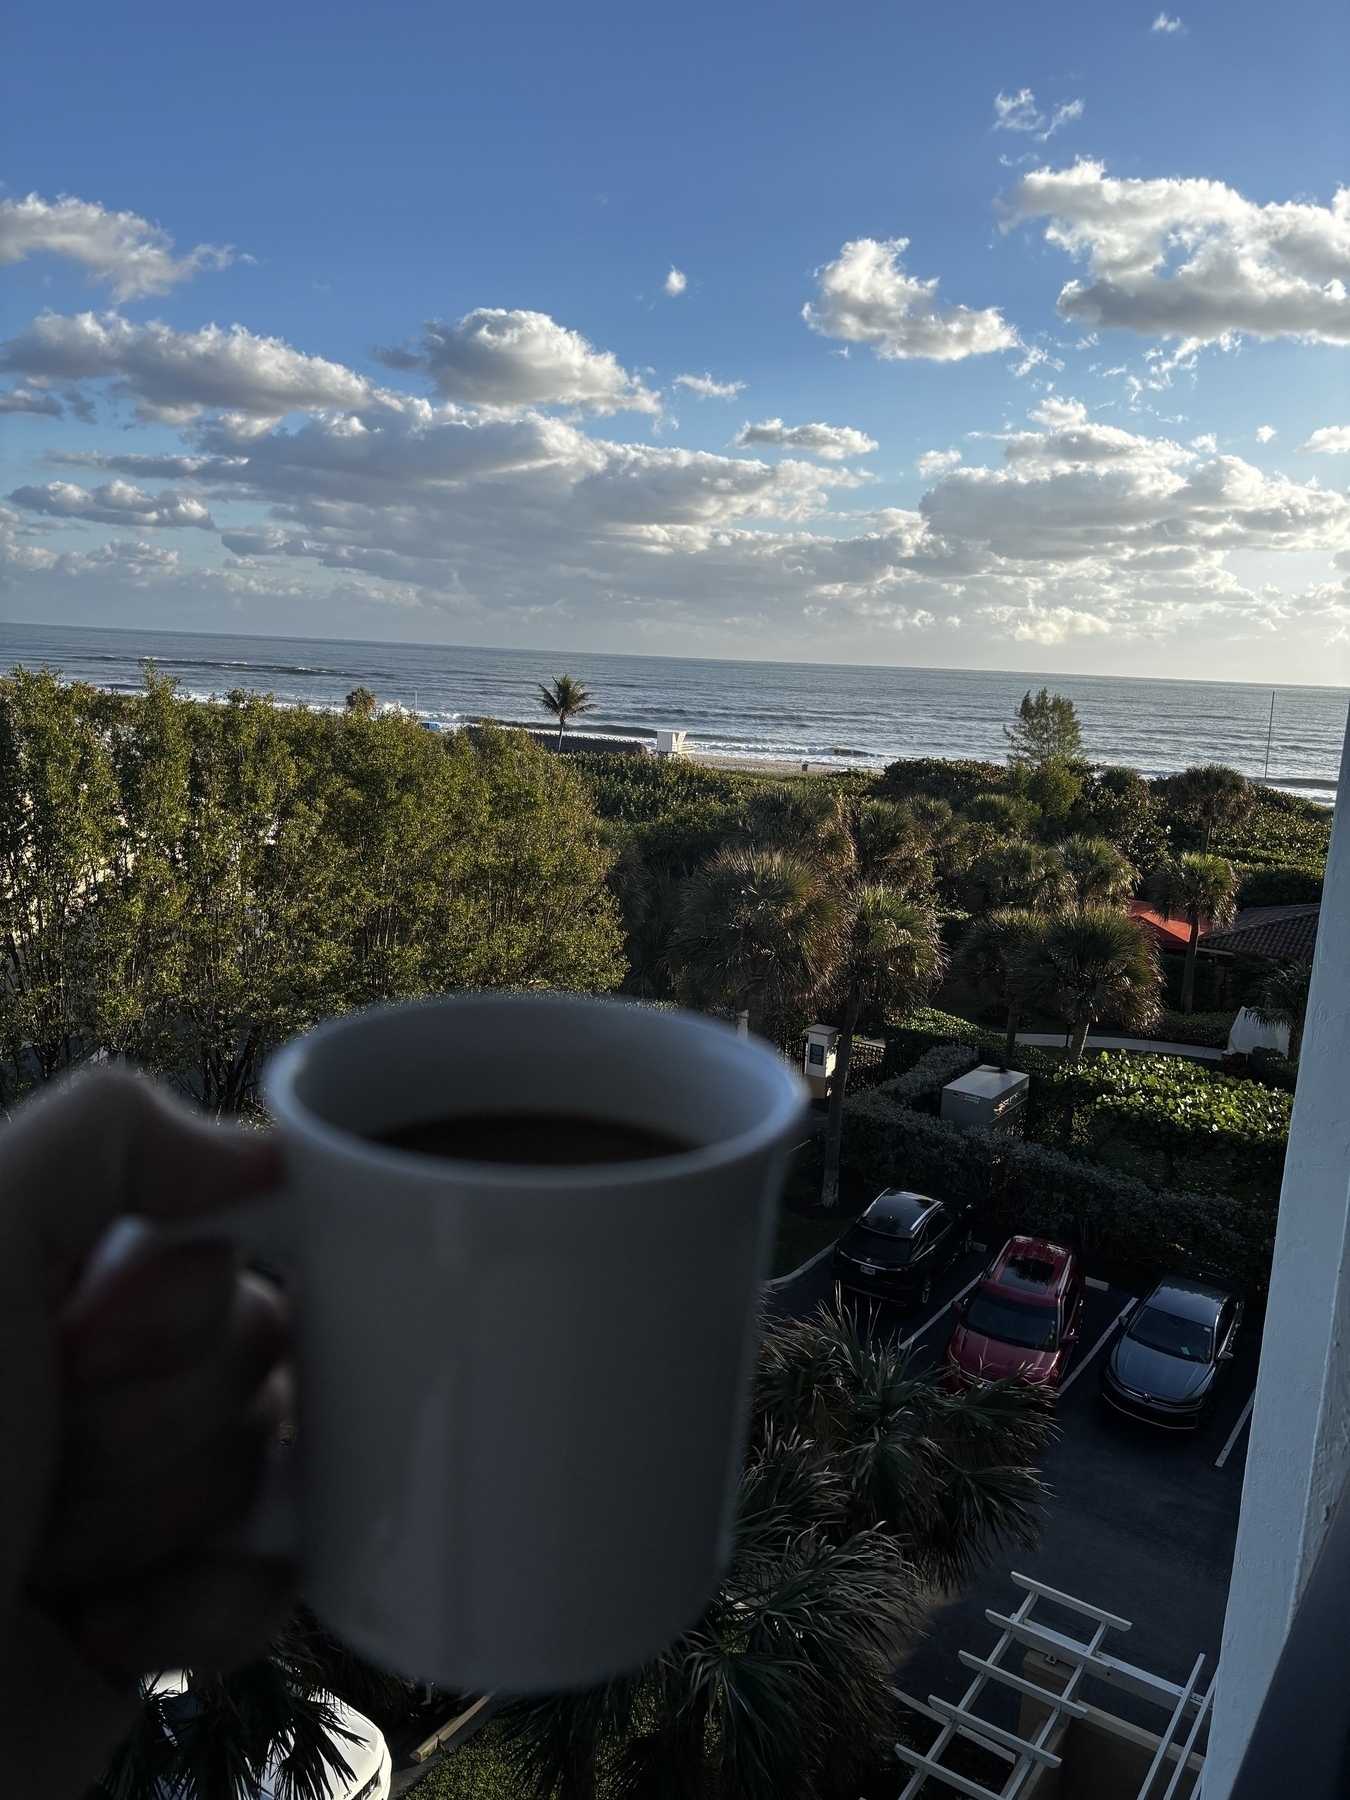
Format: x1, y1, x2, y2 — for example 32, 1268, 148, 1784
1127, 901, 1196, 951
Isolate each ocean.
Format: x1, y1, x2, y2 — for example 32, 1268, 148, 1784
1, 621, 1344, 797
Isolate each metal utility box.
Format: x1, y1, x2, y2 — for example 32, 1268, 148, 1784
940, 1064, 1029, 1136
802, 1024, 839, 1100
655, 729, 688, 756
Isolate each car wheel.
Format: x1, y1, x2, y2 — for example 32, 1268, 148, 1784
917, 1272, 933, 1307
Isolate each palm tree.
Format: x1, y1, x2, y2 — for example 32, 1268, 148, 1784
964, 840, 1073, 914
1015, 906, 1161, 1061
1252, 959, 1312, 1061
1149, 852, 1237, 1013
669, 846, 841, 1038
1160, 764, 1253, 854
501, 1301, 1051, 1800
955, 908, 1050, 1069
844, 798, 933, 890
1057, 835, 1137, 907
99, 1608, 423, 1800
344, 686, 377, 718
537, 674, 596, 748
817, 887, 945, 1208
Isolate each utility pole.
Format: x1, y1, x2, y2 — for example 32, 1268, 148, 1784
1263, 689, 1276, 781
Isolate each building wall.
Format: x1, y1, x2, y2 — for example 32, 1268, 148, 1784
1203, 722, 1350, 1796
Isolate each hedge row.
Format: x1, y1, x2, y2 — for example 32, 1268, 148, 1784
842, 1088, 1274, 1288
1153, 1009, 1236, 1049
1049, 1053, 1291, 1166
1249, 1046, 1299, 1093
874, 1042, 981, 1110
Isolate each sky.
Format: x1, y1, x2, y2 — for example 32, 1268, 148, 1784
2, 0, 1349, 683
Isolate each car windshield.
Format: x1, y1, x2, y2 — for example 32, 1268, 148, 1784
963, 1290, 1059, 1350
1127, 1305, 1214, 1362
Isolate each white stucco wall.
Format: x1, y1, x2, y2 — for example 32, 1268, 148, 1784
1203, 720, 1350, 1797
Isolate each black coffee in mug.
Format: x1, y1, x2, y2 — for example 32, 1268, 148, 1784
369, 1110, 696, 1166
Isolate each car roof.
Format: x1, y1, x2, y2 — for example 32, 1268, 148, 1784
1146, 1277, 1231, 1324
988, 1235, 1074, 1298
863, 1189, 938, 1235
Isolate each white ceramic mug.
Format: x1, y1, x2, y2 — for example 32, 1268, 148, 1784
205, 993, 804, 1693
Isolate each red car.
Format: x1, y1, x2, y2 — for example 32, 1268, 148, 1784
945, 1236, 1085, 1391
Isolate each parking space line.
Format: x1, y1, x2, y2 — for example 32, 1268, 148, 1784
1215, 1391, 1256, 1468
900, 1272, 985, 1352
1059, 1300, 1136, 1395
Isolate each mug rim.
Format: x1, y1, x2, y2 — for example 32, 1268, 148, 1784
263, 992, 806, 1189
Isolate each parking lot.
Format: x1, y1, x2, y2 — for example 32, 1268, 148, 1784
767, 1237, 1259, 1719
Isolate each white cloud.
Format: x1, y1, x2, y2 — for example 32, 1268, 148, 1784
674, 373, 744, 399
0, 192, 230, 300
0, 312, 378, 424
8, 478, 215, 529
993, 89, 1084, 142
733, 419, 877, 460
1256, 425, 1277, 442
1304, 426, 1350, 453
1152, 12, 1184, 30
11, 372, 1348, 656
379, 309, 659, 413
917, 448, 963, 477
0, 385, 63, 417
804, 238, 1018, 361
1010, 160, 1350, 343
664, 267, 688, 296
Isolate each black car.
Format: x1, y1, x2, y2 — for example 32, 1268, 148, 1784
1100, 1274, 1244, 1429
831, 1188, 974, 1308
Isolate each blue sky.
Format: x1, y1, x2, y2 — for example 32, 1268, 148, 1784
2, 0, 1349, 681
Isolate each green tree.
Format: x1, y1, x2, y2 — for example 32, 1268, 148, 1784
1070, 765, 1155, 859
168, 694, 344, 1113
669, 846, 841, 1038
1148, 852, 1238, 1015
1004, 688, 1083, 767
537, 674, 597, 749
1057, 835, 1138, 907
439, 725, 625, 993
817, 888, 945, 1208
955, 908, 1050, 1069
1252, 959, 1312, 1061
99, 1607, 422, 1800
344, 685, 378, 718
88, 670, 194, 1073
0, 666, 119, 1089
1159, 764, 1254, 854
502, 1302, 1050, 1800
1015, 907, 1161, 1061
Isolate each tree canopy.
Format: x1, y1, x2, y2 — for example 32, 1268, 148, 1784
0, 670, 624, 1109
1004, 688, 1083, 767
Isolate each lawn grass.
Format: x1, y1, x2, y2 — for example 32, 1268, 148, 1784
412, 1721, 517, 1798
771, 1209, 845, 1277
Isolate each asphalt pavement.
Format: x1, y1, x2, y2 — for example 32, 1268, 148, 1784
767, 1240, 1257, 1736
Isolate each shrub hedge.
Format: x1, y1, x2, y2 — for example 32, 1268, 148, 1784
1235, 864, 1324, 907
842, 1087, 1274, 1288
875, 1042, 981, 1111
1050, 1052, 1291, 1163
1151, 1009, 1237, 1049
1250, 1046, 1299, 1093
